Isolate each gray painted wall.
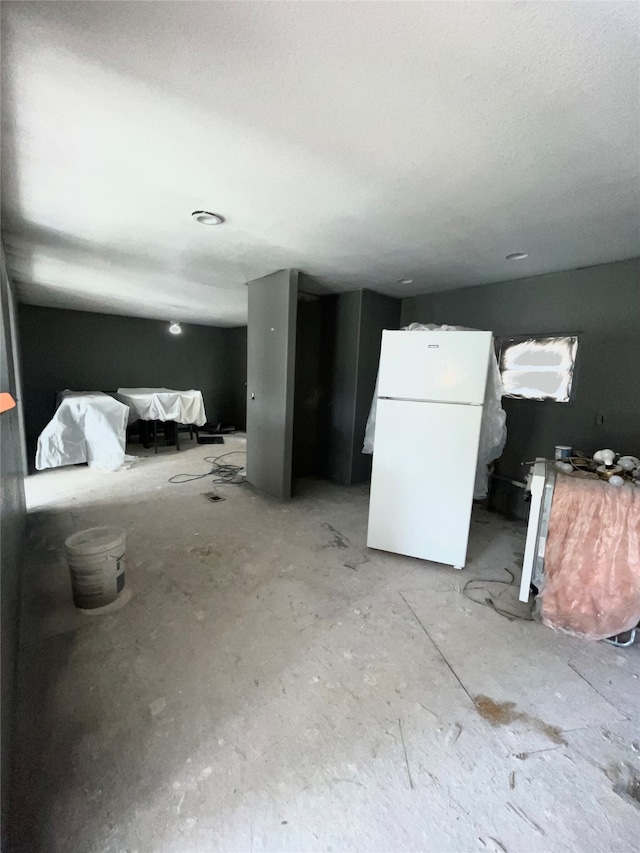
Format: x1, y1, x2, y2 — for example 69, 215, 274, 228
1, 248, 26, 841
325, 291, 361, 484
401, 258, 640, 515
246, 270, 298, 500
18, 305, 247, 459
352, 290, 402, 482
326, 289, 401, 484
292, 294, 325, 479
222, 325, 247, 432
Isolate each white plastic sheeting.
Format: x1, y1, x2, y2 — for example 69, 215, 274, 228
115, 388, 207, 426
362, 323, 507, 499
36, 391, 131, 471
499, 335, 578, 402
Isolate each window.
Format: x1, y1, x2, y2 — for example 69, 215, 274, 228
498, 335, 578, 403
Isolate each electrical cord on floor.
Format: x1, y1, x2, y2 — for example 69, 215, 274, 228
168, 451, 247, 485
462, 567, 534, 622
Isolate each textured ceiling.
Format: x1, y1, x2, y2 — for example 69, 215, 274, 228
1, 1, 638, 327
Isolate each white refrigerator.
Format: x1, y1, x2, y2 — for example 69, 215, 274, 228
367, 330, 493, 569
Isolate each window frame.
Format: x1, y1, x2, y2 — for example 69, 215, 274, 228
496, 332, 581, 404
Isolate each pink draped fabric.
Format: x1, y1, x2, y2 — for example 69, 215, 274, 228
539, 474, 640, 640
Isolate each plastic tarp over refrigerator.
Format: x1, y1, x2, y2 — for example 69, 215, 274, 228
362, 323, 507, 499
116, 388, 207, 426
36, 391, 131, 471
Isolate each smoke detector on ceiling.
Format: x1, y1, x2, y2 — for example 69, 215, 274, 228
192, 210, 224, 225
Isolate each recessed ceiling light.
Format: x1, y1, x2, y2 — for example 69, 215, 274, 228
506, 252, 528, 260
397, 278, 413, 285
191, 210, 224, 225
168, 322, 182, 335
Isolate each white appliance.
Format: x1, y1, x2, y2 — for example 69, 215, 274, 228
519, 458, 554, 602
367, 330, 493, 569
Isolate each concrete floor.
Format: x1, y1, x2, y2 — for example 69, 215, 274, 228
10, 435, 640, 852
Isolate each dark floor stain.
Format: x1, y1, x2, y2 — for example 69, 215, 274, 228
626, 777, 640, 804
473, 695, 566, 745
188, 544, 214, 558
344, 554, 370, 571
321, 522, 350, 549
610, 767, 640, 811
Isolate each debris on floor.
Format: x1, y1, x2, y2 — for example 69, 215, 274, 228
11, 437, 640, 852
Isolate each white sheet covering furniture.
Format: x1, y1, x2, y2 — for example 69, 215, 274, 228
36, 391, 130, 471
115, 388, 207, 426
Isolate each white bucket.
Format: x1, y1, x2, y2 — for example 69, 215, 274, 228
64, 526, 126, 609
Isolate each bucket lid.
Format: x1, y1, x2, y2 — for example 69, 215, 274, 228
65, 526, 126, 555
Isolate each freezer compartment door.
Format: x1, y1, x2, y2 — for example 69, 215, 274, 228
367, 399, 483, 567
377, 330, 492, 404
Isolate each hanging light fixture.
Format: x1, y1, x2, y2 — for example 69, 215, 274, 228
168, 321, 182, 335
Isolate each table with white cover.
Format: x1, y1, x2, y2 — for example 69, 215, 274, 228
115, 388, 207, 451
36, 391, 131, 471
